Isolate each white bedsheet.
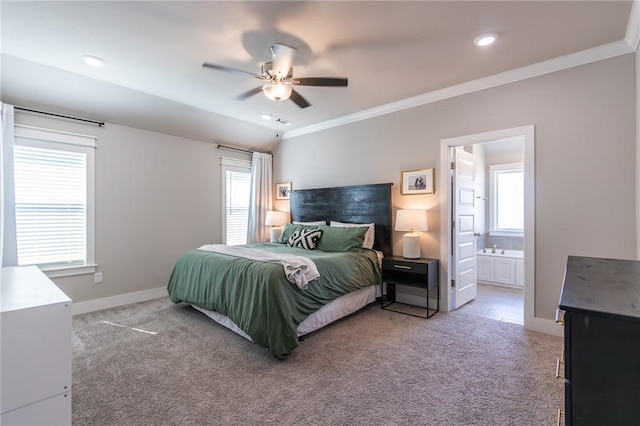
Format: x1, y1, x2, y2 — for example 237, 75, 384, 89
192, 284, 379, 341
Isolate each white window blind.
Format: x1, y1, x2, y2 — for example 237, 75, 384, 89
13, 125, 96, 275
221, 157, 251, 246
14, 145, 87, 266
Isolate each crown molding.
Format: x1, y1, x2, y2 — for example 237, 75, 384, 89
626, 0, 640, 51
283, 39, 634, 141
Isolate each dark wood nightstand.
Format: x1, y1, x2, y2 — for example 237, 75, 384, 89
381, 256, 439, 318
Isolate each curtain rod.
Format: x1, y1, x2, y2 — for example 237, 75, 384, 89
216, 144, 271, 155
15, 106, 105, 127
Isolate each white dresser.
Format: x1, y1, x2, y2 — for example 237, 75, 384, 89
1, 266, 72, 426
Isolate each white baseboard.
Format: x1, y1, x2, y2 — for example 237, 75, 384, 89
72, 287, 168, 315
525, 316, 563, 337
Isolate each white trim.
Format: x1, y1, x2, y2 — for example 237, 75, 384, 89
488, 230, 524, 237
625, 0, 640, 51
526, 317, 563, 337
43, 263, 97, 278
283, 40, 632, 140
14, 124, 97, 148
489, 162, 523, 172
440, 126, 539, 332
72, 287, 167, 315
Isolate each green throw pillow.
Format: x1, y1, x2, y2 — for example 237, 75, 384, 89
278, 223, 305, 243
315, 225, 368, 252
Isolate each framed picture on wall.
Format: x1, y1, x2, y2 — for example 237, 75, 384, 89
275, 182, 292, 200
401, 168, 434, 195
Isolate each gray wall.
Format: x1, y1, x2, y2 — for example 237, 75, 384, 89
13, 112, 250, 303
637, 47, 640, 259
274, 54, 637, 320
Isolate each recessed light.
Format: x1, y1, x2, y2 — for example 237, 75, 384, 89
260, 114, 273, 120
474, 32, 499, 47
82, 55, 106, 67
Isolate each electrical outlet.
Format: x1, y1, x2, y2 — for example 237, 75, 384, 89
94, 272, 103, 283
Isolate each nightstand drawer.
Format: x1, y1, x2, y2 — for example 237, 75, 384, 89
383, 259, 427, 274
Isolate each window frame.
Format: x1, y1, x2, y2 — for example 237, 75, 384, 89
489, 162, 524, 237
13, 124, 96, 277
220, 157, 252, 246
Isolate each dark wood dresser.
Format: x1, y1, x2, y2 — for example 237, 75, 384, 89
558, 256, 640, 425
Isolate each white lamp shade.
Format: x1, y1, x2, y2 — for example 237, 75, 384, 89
265, 210, 289, 226
395, 209, 428, 232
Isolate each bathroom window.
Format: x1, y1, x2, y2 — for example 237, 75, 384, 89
489, 163, 523, 236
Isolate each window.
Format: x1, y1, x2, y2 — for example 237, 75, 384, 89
489, 163, 523, 236
221, 157, 251, 245
13, 125, 96, 276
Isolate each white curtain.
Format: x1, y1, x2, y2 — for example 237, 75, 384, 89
247, 152, 273, 243
1, 103, 18, 267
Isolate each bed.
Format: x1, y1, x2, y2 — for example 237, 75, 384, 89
167, 183, 392, 358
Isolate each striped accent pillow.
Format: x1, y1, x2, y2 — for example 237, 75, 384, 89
287, 228, 323, 250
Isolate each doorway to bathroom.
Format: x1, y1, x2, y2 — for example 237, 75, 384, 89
461, 138, 525, 324
439, 125, 534, 327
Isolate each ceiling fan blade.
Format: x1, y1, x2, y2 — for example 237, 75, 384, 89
202, 62, 262, 79
236, 86, 264, 101
291, 77, 348, 87
289, 89, 311, 109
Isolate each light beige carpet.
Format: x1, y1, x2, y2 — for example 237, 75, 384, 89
72, 297, 563, 425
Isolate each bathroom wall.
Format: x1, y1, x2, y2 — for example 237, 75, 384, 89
484, 234, 523, 251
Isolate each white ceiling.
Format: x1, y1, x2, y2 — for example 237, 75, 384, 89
1, 1, 635, 151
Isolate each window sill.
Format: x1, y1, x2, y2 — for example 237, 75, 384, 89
41, 264, 97, 278
489, 230, 524, 237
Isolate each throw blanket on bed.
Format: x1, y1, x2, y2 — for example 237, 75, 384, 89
197, 244, 319, 289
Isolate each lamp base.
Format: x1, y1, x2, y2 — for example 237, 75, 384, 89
270, 227, 283, 243
402, 233, 421, 259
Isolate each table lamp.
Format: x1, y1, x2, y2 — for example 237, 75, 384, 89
265, 210, 289, 242
395, 209, 428, 259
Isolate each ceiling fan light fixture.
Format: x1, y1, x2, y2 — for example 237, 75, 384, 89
474, 32, 499, 47
262, 81, 292, 102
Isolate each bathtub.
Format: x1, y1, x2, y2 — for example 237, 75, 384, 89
476, 249, 524, 287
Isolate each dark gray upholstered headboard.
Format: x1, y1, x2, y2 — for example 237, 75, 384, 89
289, 183, 393, 257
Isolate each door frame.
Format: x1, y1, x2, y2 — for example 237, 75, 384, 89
439, 125, 536, 329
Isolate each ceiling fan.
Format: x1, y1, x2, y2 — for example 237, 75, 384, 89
202, 43, 348, 109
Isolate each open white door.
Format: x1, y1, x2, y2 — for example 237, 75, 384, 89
452, 147, 477, 309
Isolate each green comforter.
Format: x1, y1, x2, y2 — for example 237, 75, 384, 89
167, 243, 381, 358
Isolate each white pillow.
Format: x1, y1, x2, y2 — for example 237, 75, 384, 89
330, 221, 375, 249
293, 221, 326, 225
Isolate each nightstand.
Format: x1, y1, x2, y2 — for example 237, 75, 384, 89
381, 256, 439, 318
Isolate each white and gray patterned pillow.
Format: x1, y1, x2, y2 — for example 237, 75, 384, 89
287, 228, 323, 250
